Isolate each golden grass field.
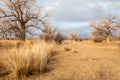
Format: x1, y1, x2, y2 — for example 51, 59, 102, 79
0, 40, 120, 80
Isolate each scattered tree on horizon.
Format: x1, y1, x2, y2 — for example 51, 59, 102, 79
90, 14, 120, 43
69, 31, 80, 41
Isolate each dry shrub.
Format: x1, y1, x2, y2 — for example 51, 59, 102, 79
0, 41, 54, 79
80, 38, 83, 41
64, 47, 71, 51
94, 36, 105, 43
40, 33, 54, 42
54, 32, 65, 44
41, 32, 65, 44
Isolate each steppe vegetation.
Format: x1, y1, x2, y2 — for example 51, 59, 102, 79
0, 0, 120, 80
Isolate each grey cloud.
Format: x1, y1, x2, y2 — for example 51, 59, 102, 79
53, 3, 104, 21
53, 0, 120, 21
54, 21, 92, 37
39, 0, 120, 22
37, 0, 120, 37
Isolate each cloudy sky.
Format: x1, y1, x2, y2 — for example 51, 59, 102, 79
38, 0, 120, 37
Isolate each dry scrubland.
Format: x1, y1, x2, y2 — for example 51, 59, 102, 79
0, 40, 120, 80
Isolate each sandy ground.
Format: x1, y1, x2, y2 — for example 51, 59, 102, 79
38, 41, 120, 80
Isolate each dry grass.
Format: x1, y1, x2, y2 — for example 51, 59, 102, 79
0, 40, 120, 80
38, 40, 120, 80
0, 40, 54, 79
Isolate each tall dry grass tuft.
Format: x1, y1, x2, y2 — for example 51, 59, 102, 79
0, 40, 54, 79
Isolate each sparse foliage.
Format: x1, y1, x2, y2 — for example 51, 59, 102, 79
0, 20, 11, 40
40, 25, 57, 42
90, 14, 120, 43
69, 31, 80, 41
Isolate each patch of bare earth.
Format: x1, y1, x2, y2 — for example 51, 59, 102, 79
38, 41, 120, 80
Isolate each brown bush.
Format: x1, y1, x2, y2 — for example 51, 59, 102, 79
40, 33, 54, 42
94, 36, 105, 43
76, 38, 83, 42
40, 32, 65, 44
54, 32, 65, 44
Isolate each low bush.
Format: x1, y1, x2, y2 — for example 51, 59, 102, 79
94, 36, 105, 43
40, 33, 54, 42
54, 32, 65, 44
40, 32, 65, 44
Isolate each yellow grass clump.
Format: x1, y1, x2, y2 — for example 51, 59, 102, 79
0, 40, 54, 79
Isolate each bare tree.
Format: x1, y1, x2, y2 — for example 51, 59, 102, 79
90, 14, 119, 43
69, 31, 80, 41
40, 24, 65, 44
40, 24, 57, 41
0, 0, 48, 41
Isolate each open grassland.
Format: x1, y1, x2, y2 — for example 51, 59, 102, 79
0, 40, 120, 80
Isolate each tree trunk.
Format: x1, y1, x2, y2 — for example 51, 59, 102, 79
20, 25, 26, 41
3, 34, 7, 40
107, 36, 110, 43
21, 33, 25, 41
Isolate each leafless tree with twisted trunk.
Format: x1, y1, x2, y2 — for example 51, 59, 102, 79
0, 0, 49, 41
